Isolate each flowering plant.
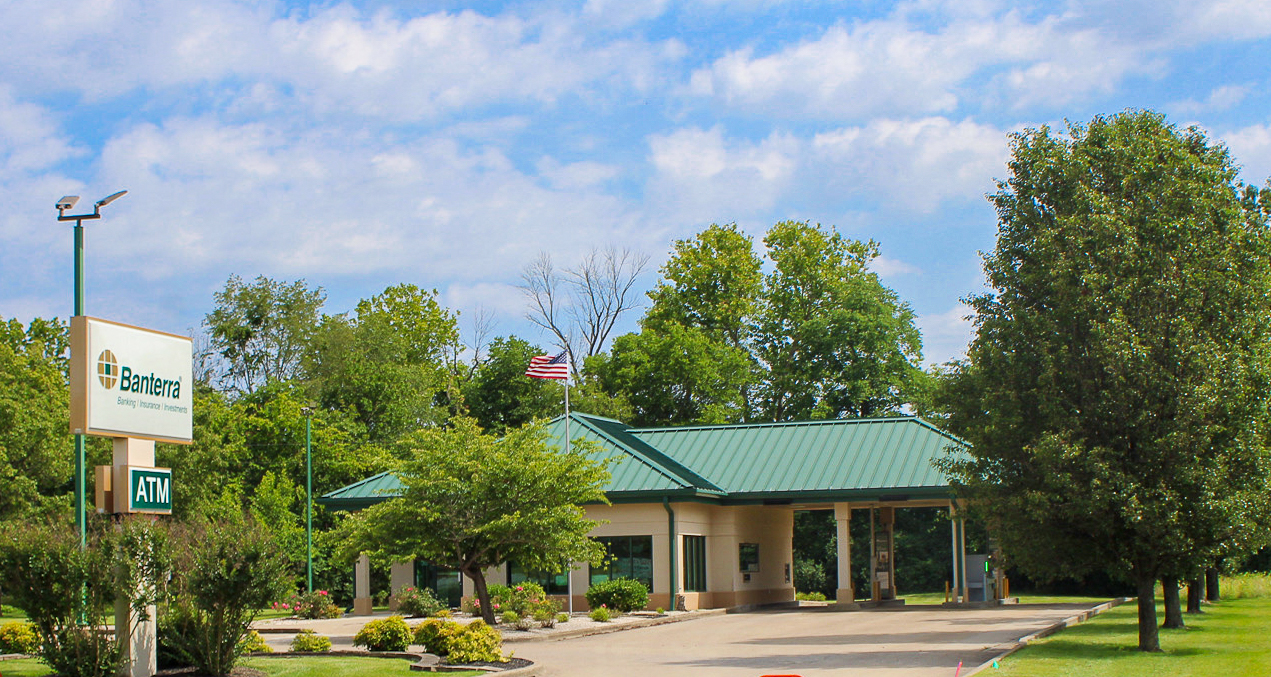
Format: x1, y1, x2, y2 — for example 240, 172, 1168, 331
281, 590, 342, 619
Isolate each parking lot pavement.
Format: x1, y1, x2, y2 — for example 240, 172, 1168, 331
513, 603, 1107, 677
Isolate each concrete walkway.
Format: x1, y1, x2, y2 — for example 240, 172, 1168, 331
512, 602, 1110, 677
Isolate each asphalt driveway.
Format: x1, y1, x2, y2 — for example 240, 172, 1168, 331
514, 603, 1106, 677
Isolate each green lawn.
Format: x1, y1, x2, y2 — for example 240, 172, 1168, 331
245, 655, 485, 677
893, 592, 1114, 606
0, 656, 486, 677
0, 659, 50, 677
994, 597, 1271, 677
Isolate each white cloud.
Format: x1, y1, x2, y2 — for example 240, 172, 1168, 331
0, 86, 84, 179
917, 304, 974, 366
870, 256, 920, 277
0, 1, 676, 122
1169, 84, 1252, 118
646, 126, 800, 223
811, 117, 1010, 212
83, 116, 656, 292
1221, 123, 1271, 185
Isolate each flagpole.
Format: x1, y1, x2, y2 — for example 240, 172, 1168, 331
564, 344, 573, 616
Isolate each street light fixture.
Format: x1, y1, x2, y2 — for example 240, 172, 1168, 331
301, 406, 314, 593
58, 190, 127, 548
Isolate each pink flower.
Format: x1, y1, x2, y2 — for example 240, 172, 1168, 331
493, 603, 501, 609
515, 586, 523, 591
318, 590, 329, 596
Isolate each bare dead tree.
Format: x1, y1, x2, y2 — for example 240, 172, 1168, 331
520, 246, 650, 372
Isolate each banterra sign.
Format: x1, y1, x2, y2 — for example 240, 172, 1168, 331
71, 316, 193, 444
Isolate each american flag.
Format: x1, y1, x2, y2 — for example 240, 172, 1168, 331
526, 351, 570, 380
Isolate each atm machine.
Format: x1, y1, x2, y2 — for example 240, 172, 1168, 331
870, 507, 896, 601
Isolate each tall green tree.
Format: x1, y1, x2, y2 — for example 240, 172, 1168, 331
305, 284, 457, 440
460, 336, 561, 434
0, 317, 73, 520
204, 275, 325, 394
334, 418, 610, 624
754, 221, 923, 420
593, 323, 752, 427
940, 111, 1271, 652
645, 223, 763, 350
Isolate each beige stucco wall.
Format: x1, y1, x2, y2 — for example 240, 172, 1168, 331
455, 501, 795, 612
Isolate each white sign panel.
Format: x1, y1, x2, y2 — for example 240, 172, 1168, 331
71, 316, 193, 443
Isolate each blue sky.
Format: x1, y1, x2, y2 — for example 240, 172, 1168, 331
3, 0, 1270, 366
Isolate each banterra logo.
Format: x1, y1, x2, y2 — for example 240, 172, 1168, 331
96, 349, 182, 399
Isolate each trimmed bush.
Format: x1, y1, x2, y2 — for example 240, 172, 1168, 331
555, 612, 570, 624
412, 619, 504, 663
239, 631, 272, 654
0, 621, 39, 654
414, 619, 460, 655
796, 591, 827, 601
585, 578, 648, 612
446, 620, 504, 664
392, 586, 443, 617
589, 605, 612, 622
533, 609, 556, 628
500, 610, 520, 626
289, 630, 332, 653
354, 615, 412, 652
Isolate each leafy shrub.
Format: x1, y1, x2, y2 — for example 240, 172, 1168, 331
796, 591, 828, 601
413, 619, 460, 655
290, 630, 332, 653
432, 609, 452, 618
500, 610, 520, 626
285, 590, 342, 619
0, 519, 134, 677
413, 619, 503, 663
354, 615, 412, 652
655, 607, 665, 615
460, 597, 480, 615
392, 586, 443, 617
239, 631, 272, 654
533, 609, 555, 628
589, 605, 611, 622
161, 518, 291, 676
555, 612, 570, 624
585, 578, 648, 612
445, 620, 504, 664
0, 622, 39, 654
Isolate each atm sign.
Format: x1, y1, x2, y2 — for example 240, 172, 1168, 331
128, 467, 172, 514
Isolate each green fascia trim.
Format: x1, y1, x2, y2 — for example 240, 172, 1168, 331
566, 413, 725, 493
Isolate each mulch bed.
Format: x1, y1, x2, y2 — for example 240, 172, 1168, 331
157, 667, 266, 677
446, 657, 532, 671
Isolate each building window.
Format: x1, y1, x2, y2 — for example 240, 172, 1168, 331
739, 543, 760, 572
413, 561, 463, 608
590, 535, 654, 592
507, 562, 569, 595
683, 535, 707, 592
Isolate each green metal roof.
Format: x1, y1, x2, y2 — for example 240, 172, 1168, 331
629, 417, 964, 500
319, 414, 965, 510
318, 470, 402, 510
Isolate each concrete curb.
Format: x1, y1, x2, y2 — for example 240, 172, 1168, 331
964, 597, 1133, 676
502, 608, 726, 643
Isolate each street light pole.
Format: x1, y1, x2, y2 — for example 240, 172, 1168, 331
58, 191, 127, 548
303, 407, 314, 593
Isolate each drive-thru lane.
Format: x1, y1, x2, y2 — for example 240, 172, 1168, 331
515, 603, 1107, 677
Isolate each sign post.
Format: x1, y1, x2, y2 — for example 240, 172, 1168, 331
71, 315, 191, 677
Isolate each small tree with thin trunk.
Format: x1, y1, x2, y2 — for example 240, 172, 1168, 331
335, 418, 610, 624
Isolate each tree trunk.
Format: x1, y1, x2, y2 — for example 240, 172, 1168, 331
1135, 575, 1161, 652
1161, 577, 1183, 629
466, 569, 496, 625
1186, 578, 1203, 614
1205, 566, 1220, 602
